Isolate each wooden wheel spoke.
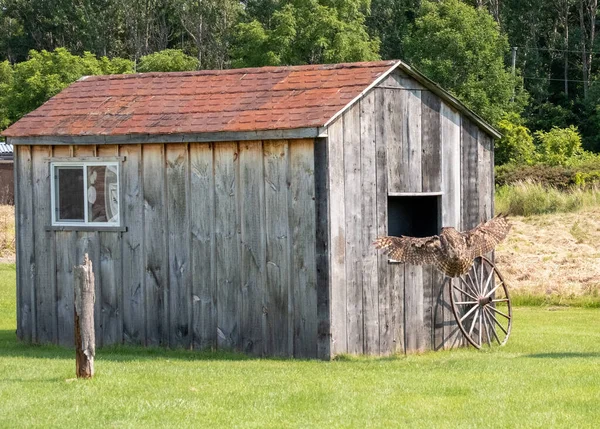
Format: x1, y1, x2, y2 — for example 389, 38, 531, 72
481, 267, 495, 296
460, 303, 479, 322
459, 277, 479, 299
455, 301, 478, 305
484, 281, 504, 299
478, 310, 483, 347
468, 308, 479, 336
483, 310, 496, 345
479, 260, 484, 294
454, 282, 478, 301
488, 305, 510, 320
485, 307, 508, 336
491, 298, 509, 303
468, 271, 479, 295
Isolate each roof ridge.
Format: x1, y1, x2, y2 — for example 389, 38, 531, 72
85, 60, 399, 81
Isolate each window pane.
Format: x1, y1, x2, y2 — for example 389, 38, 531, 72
56, 167, 84, 221
87, 165, 119, 223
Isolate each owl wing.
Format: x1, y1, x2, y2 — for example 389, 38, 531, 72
373, 235, 441, 265
464, 214, 511, 259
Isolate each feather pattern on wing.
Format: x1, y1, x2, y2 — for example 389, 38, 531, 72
373, 235, 441, 265
463, 214, 511, 259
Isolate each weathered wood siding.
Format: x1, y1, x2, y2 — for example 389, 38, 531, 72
324, 70, 495, 356
14, 139, 318, 357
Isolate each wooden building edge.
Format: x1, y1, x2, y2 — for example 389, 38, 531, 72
5, 61, 499, 359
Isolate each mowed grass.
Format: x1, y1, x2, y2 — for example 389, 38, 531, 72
1, 265, 600, 428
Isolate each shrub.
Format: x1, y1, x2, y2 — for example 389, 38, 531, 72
534, 126, 583, 166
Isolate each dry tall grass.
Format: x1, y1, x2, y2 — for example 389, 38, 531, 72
496, 207, 600, 304
0, 205, 15, 260
495, 181, 600, 216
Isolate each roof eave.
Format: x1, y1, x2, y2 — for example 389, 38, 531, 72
5, 127, 323, 146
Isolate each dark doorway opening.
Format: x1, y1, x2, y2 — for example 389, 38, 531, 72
388, 195, 441, 238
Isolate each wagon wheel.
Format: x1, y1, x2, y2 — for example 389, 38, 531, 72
449, 256, 512, 349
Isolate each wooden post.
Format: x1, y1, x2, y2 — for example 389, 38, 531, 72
74, 253, 95, 378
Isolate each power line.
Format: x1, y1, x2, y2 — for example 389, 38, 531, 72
515, 46, 599, 55
523, 76, 589, 83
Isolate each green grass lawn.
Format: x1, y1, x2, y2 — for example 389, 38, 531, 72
1, 263, 599, 428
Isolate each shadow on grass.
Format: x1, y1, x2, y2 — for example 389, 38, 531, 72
0, 330, 319, 363
525, 352, 600, 359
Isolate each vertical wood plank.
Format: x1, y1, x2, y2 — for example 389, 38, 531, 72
462, 118, 479, 230
166, 144, 191, 348
478, 132, 493, 222
52, 145, 75, 347
360, 92, 380, 355
327, 118, 347, 356
239, 141, 266, 355
343, 105, 363, 355
263, 140, 291, 356
15, 145, 34, 343
314, 138, 331, 360
143, 144, 168, 346
97, 145, 121, 346
121, 144, 145, 345
376, 88, 395, 355
421, 91, 442, 193
401, 87, 422, 193
438, 103, 462, 350
384, 88, 403, 193
290, 139, 318, 358
421, 91, 442, 351
214, 142, 241, 350
190, 143, 217, 350
32, 145, 54, 344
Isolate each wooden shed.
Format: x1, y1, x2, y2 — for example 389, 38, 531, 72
2, 60, 500, 359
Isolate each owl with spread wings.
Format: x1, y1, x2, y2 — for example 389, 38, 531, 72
374, 214, 511, 278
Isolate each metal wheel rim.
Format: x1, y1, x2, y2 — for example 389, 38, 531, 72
448, 256, 512, 349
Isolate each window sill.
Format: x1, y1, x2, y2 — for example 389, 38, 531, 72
45, 225, 127, 232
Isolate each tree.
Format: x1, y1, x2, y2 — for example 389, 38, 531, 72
1, 48, 133, 128
366, 0, 420, 60
403, 0, 525, 125
0, 60, 13, 130
137, 49, 199, 72
231, 0, 380, 67
176, 0, 242, 70
495, 113, 536, 165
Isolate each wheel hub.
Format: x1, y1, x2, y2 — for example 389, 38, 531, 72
478, 295, 493, 306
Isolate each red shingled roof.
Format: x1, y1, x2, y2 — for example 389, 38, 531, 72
2, 61, 399, 138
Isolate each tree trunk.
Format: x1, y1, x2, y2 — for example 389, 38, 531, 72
580, 1, 589, 98
74, 254, 95, 379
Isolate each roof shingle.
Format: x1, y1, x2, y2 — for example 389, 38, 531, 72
2, 61, 398, 138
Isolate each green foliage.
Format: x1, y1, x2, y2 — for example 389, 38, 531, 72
495, 113, 535, 165
0, 48, 133, 130
366, 0, 419, 60
0, 60, 13, 130
534, 125, 583, 166
232, 0, 380, 67
496, 156, 600, 190
137, 49, 199, 72
403, 0, 525, 125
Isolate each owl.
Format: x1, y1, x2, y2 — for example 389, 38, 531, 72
374, 214, 511, 278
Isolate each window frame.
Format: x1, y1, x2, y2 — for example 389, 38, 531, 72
50, 160, 121, 227
387, 191, 443, 264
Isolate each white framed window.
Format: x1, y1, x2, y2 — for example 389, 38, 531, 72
51, 161, 120, 227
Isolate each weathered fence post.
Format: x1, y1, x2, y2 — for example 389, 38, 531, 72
74, 253, 95, 378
